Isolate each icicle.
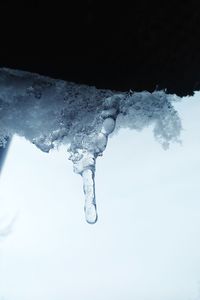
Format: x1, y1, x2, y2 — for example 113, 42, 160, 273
69, 110, 117, 224
69, 149, 97, 224
82, 168, 97, 224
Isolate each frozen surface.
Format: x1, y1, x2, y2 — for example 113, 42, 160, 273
0, 68, 182, 223
0, 92, 200, 300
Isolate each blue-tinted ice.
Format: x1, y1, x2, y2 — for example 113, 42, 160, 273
0, 68, 182, 224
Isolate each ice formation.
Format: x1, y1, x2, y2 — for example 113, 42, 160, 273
0, 68, 182, 224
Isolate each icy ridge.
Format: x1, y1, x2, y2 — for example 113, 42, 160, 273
0, 68, 182, 223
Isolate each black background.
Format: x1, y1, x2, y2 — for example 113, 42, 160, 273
0, 1, 200, 96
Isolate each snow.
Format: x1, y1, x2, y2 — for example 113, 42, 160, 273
0, 68, 182, 223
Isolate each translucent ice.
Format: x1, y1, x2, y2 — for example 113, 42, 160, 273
101, 118, 116, 135
0, 68, 182, 223
82, 169, 97, 224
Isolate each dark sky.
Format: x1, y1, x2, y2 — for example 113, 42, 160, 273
1, 1, 200, 170
0, 1, 200, 95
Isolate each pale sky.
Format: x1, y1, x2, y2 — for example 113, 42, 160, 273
0, 93, 200, 300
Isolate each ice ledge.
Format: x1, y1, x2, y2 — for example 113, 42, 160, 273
0, 68, 182, 223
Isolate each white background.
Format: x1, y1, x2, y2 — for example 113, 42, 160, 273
0, 94, 200, 300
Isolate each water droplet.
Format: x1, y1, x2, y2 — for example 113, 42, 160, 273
96, 132, 107, 152
101, 117, 116, 135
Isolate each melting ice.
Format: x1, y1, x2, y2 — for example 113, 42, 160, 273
0, 68, 182, 224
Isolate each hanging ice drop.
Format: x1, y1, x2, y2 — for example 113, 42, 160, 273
68, 113, 117, 224
82, 169, 97, 224
69, 148, 98, 224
